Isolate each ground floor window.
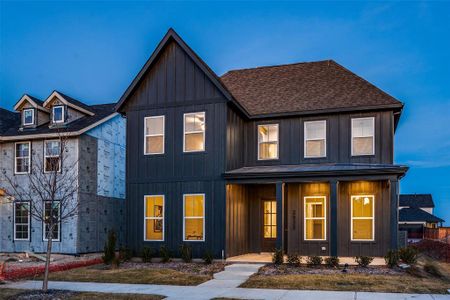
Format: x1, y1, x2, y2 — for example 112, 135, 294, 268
263, 200, 277, 238
44, 201, 60, 241
14, 202, 30, 240
351, 195, 375, 241
144, 195, 164, 241
304, 196, 326, 240
183, 194, 205, 241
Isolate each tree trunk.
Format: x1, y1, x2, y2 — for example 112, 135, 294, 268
42, 230, 53, 292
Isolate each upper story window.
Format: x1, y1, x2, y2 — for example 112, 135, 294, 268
351, 117, 375, 156
351, 195, 375, 241
304, 120, 326, 158
258, 124, 278, 160
52, 106, 65, 124
23, 109, 34, 126
184, 112, 205, 152
144, 116, 165, 155
15, 142, 31, 174
44, 140, 61, 173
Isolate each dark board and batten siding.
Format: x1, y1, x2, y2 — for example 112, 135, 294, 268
123, 40, 228, 257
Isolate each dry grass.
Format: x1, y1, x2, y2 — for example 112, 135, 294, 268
42, 265, 211, 286
0, 289, 164, 300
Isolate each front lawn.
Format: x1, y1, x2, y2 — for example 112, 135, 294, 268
39, 261, 225, 286
240, 259, 450, 294
0, 289, 164, 300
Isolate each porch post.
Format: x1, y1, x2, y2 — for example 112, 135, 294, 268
390, 179, 399, 249
276, 181, 284, 250
330, 180, 338, 257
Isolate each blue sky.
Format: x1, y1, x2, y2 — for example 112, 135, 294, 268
1, 1, 449, 222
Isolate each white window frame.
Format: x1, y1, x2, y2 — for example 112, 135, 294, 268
257, 124, 279, 160
183, 112, 206, 153
304, 120, 327, 158
183, 193, 205, 242
351, 117, 375, 156
304, 196, 327, 241
14, 202, 30, 241
143, 195, 165, 241
43, 201, 61, 242
44, 140, 62, 173
14, 141, 31, 174
23, 109, 34, 126
350, 195, 375, 241
144, 116, 165, 155
52, 106, 65, 124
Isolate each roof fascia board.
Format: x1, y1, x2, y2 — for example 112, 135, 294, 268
13, 95, 49, 113
43, 91, 95, 116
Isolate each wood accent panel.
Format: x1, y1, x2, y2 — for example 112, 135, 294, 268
226, 184, 249, 257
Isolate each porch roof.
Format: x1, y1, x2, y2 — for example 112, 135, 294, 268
224, 163, 408, 180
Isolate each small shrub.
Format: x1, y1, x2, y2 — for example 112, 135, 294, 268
306, 255, 323, 266
111, 255, 121, 268
180, 243, 192, 263
160, 245, 171, 263
203, 250, 213, 264
399, 246, 418, 265
119, 246, 132, 261
102, 230, 117, 265
384, 249, 399, 268
272, 248, 284, 265
142, 246, 154, 263
287, 253, 301, 266
355, 256, 374, 267
424, 262, 443, 278
325, 256, 339, 268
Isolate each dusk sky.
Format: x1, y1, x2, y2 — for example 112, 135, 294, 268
1, 1, 449, 222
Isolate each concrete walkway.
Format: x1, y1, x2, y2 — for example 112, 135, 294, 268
2, 280, 449, 300
198, 263, 265, 288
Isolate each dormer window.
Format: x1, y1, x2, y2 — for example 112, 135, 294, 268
23, 109, 34, 126
52, 106, 65, 124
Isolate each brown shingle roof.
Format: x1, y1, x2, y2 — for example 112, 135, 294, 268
220, 60, 403, 116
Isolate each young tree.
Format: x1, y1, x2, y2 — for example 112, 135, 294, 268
2, 133, 79, 292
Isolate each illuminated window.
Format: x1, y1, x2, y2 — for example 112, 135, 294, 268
351, 117, 374, 156
43, 201, 60, 241
144, 195, 164, 241
23, 109, 34, 126
44, 140, 61, 173
351, 195, 375, 241
144, 116, 165, 155
304, 196, 326, 240
263, 200, 277, 238
52, 106, 65, 123
183, 194, 204, 241
14, 202, 30, 241
258, 124, 278, 160
184, 112, 205, 152
304, 120, 326, 158
15, 142, 31, 174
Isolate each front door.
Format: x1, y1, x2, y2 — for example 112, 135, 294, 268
262, 199, 277, 251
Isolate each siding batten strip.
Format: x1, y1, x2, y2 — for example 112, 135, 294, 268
330, 180, 338, 256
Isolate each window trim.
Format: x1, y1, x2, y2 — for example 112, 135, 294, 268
257, 123, 279, 161
351, 117, 375, 156
183, 193, 205, 242
14, 201, 30, 241
183, 112, 206, 153
23, 108, 35, 126
144, 115, 165, 155
52, 105, 65, 124
350, 195, 375, 242
143, 195, 165, 242
44, 140, 62, 173
43, 201, 61, 242
304, 120, 327, 158
14, 141, 31, 174
303, 196, 327, 241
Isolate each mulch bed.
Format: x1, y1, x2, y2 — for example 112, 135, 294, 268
257, 264, 405, 276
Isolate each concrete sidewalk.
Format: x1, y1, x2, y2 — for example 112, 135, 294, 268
2, 280, 449, 300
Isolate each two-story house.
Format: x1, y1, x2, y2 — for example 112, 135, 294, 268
0, 91, 126, 254
116, 29, 408, 258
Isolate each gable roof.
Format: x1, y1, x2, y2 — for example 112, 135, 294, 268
115, 28, 247, 115
400, 194, 435, 208
0, 108, 20, 135
13, 94, 48, 112
42, 91, 95, 116
399, 207, 444, 223
220, 60, 403, 117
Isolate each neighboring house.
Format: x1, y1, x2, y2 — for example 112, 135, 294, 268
116, 28, 408, 258
399, 194, 444, 241
0, 91, 126, 254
